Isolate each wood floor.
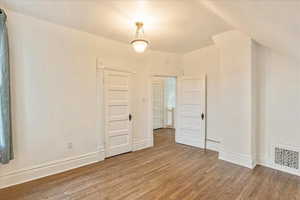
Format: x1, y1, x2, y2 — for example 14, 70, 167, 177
1, 128, 300, 200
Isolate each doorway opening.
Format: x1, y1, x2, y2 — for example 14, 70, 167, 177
149, 75, 207, 150
151, 76, 177, 147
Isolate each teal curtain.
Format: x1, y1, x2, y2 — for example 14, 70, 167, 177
0, 9, 13, 164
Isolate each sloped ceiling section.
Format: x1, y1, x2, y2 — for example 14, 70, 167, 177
200, 0, 300, 60
0, 0, 232, 53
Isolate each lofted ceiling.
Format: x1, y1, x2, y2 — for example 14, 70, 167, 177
1, 0, 299, 59
0, 0, 232, 53
201, 0, 300, 60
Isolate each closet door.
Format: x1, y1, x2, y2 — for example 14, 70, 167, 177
104, 70, 132, 157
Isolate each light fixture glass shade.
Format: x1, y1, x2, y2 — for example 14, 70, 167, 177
130, 22, 149, 53
131, 39, 148, 53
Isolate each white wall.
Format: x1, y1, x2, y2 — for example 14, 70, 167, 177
183, 32, 300, 175
213, 31, 256, 168
256, 44, 300, 175
183, 37, 257, 165
0, 9, 182, 188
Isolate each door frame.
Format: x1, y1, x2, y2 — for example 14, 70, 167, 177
148, 74, 178, 147
96, 62, 136, 158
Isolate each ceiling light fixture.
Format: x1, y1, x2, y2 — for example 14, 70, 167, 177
131, 22, 149, 53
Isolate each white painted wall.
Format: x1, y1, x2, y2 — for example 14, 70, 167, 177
213, 31, 256, 168
183, 32, 300, 175
0, 9, 183, 188
255, 44, 300, 175
183, 37, 257, 163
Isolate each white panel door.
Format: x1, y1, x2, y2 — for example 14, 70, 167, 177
176, 76, 206, 148
152, 80, 164, 129
104, 70, 132, 157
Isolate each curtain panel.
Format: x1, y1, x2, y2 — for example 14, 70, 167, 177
0, 9, 13, 164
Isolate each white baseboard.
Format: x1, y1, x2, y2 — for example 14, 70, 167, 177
2, 146, 299, 190
133, 139, 152, 151
176, 137, 203, 148
176, 137, 219, 152
0, 149, 105, 189
219, 150, 256, 169
257, 155, 300, 176
206, 140, 219, 152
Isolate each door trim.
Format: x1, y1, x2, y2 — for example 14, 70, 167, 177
96, 58, 137, 74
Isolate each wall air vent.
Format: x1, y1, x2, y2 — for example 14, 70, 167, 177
275, 147, 299, 170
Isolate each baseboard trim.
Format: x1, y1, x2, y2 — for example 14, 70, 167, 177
0, 149, 105, 189
133, 139, 152, 151
2, 148, 299, 190
219, 150, 256, 169
257, 156, 300, 176
176, 137, 203, 148
206, 140, 219, 152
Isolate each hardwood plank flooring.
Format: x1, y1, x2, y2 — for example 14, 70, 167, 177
1, 128, 300, 200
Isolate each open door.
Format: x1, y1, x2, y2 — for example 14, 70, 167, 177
176, 76, 206, 148
104, 70, 132, 157
152, 79, 164, 129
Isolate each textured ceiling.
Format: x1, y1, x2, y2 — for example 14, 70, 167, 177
0, 0, 232, 53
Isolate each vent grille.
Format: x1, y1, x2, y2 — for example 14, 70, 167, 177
275, 147, 299, 169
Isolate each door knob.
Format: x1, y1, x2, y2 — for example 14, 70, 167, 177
129, 114, 132, 121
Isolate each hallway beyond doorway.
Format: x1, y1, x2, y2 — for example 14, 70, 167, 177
154, 128, 175, 147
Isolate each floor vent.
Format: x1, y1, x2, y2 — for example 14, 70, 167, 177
275, 147, 299, 169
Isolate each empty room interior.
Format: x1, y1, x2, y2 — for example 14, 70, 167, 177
1, 0, 300, 199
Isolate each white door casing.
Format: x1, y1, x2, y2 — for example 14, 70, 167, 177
152, 79, 164, 129
104, 70, 133, 157
176, 76, 206, 148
